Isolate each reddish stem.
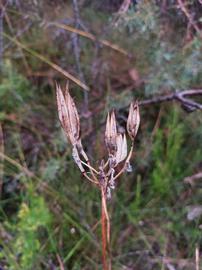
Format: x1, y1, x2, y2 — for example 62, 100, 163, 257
101, 191, 108, 270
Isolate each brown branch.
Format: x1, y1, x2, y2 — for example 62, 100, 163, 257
139, 89, 202, 111
83, 89, 202, 144
184, 172, 202, 186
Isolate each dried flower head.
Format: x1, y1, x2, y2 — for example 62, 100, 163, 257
105, 111, 118, 154
56, 83, 80, 145
56, 82, 141, 190
127, 101, 140, 140
115, 133, 127, 164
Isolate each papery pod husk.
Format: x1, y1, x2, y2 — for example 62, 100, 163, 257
72, 146, 85, 173
127, 102, 140, 140
56, 83, 80, 145
76, 139, 89, 162
105, 111, 118, 154
115, 133, 127, 164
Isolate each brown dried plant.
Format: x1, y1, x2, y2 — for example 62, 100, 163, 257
56, 83, 140, 270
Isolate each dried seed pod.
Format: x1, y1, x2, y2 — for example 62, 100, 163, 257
115, 133, 127, 164
105, 111, 118, 154
72, 146, 85, 173
76, 139, 89, 162
109, 168, 115, 189
56, 83, 80, 145
127, 102, 140, 140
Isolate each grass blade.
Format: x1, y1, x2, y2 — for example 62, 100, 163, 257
3, 32, 89, 91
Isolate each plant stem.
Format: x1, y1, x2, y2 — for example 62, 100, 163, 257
101, 187, 111, 270
101, 189, 108, 270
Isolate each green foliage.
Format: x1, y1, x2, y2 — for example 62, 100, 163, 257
150, 108, 185, 198
128, 175, 142, 218
0, 60, 34, 113
167, 208, 202, 256
42, 158, 61, 182
116, 1, 202, 96
121, 0, 160, 34
1, 184, 51, 270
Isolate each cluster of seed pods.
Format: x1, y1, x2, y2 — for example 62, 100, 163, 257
56, 83, 140, 199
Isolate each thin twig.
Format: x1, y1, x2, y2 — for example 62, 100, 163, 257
0, 152, 34, 178
79, 150, 99, 182
112, 0, 131, 27
51, 22, 130, 57
83, 172, 99, 185
3, 21, 32, 52
177, 0, 202, 37
0, 3, 3, 70
3, 32, 90, 91
1, 0, 32, 73
195, 244, 200, 270
81, 160, 99, 174
71, 0, 89, 113
0, 0, 10, 69
56, 254, 65, 270
0, 124, 4, 196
